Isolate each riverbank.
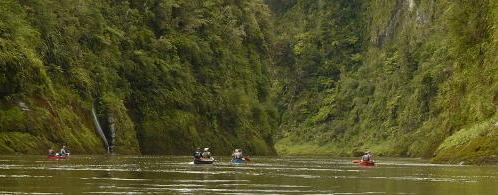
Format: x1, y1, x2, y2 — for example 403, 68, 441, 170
275, 133, 498, 165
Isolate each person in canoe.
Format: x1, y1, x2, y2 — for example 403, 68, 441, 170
202, 148, 211, 158
193, 147, 202, 160
193, 148, 215, 164
231, 149, 250, 163
361, 151, 373, 162
232, 149, 243, 159
58, 145, 70, 156
48, 148, 56, 156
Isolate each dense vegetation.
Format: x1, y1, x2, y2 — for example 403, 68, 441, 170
0, 0, 276, 155
1, 0, 496, 164
270, 0, 497, 164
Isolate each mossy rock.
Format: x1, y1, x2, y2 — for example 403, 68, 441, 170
433, 135, 498, 165
433, 121, 498, 164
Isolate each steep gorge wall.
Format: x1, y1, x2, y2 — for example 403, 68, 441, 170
0, 0, 277, 155
1, 0, 497, 163
270, 0, 498, 164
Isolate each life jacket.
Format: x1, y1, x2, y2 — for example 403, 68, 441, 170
233, 152, 243, 159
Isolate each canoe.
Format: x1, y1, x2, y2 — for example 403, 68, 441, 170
194, 158, 215, 164
231, 158, 246, 164
359, 161, 375, 166
48, 155, 68, 160
352, 160, 375, 166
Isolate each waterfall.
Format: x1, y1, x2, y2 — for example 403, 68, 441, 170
92, 105, 110, 153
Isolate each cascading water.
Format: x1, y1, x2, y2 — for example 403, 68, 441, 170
92, 105, 110, 153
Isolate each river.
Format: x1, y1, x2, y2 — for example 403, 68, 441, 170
0, 155, 496, 194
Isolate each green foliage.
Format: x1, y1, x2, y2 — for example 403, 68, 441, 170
0, 0, 47, 97
0, 132, 50, 154
0, 0, 277, 155
271, 0, 498, 163
433, 117, 498, 164
0, 106, 26, 131
1, 0, 496, 163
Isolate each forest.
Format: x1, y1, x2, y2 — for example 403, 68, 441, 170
0, 0, 496, 164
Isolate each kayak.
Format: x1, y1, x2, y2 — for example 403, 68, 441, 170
194, 157, 215, 164
48, 155, 68, 160
352, 160, 375, 166
231, 158, 246, 164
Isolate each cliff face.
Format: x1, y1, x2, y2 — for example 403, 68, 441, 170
270, 0, 497, 164
0, 0, 276, 155
1, 0, 496, 164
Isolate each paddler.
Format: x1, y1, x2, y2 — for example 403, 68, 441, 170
48, 148, 56, 156
193, 147, 202, 160
202, 148, 211, 158
59, 145, 69, 156
232, 149, 243, 160
361, 151, 373, 162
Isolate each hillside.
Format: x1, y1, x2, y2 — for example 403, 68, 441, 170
1, 0, 496, 164
270, 0, 498, 164
0, 0, 276, 155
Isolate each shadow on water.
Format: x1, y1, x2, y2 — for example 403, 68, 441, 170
0, 155, 496, 194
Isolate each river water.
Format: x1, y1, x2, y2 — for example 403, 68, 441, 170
0, 155, 496, 194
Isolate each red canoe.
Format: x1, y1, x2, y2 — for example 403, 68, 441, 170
48, 155, 68, 160
352, 160, 375, 166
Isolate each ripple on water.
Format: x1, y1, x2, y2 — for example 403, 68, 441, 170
379, 162, 467, 167
146, 187, 339, 194
141, 184, 205, 187
173, 179, 251, 183
0, 192, 63, 195
332, 193, 387, 195
344, 176, 477, 183
280, 174, 322, 179
219, 166, 351, 172
81, 177, 150, 181
0, 164, 139, 172
0, 174, 52, 178
48, 167, 132, 172
84, 192, 142, 194
218, 184, 310, 188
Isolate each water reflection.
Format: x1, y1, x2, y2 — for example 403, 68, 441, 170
0, 155, 496, 194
